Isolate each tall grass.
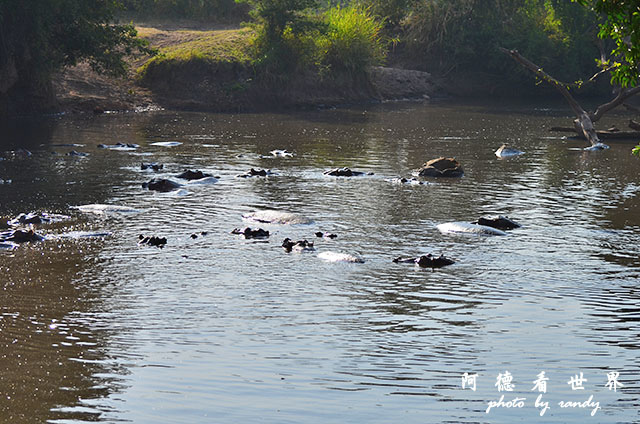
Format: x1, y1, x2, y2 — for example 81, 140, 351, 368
318, 4, 388, 74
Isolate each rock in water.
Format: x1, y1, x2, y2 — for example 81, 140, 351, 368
417, 157, 464, 177
243, 210, 312, 225
436, 221, 507, 236
494, 144, 524, 158
318, 251, 365, 263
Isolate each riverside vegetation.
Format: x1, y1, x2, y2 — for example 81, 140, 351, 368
2, 0, 640, 154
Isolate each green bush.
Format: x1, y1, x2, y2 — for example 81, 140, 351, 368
317, 4, 388, 74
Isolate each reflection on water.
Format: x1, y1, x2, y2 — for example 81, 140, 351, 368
1, 100, 639, 423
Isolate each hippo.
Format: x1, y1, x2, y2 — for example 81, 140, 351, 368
138, 235, 167, 247
436, 222, 507, 236
393, 254, 455, 270
417, 157, 464, 177
317, 251, 365, 263
315, 231, 337, 239
243, 210, 312, 225
231, 227, 270, 239
324, 168, 373, 177
495, 144, 524, 158
473, 215, 521, 230
0, 229, 46, 243
176, 169, 213, 180
190, 231, 208, 239
142, 178, 182, 192
237, 168, 274, 178
282, 238, 315, 253
141, 162, 163, 171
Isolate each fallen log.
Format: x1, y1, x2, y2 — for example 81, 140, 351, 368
550, 126, 640, 140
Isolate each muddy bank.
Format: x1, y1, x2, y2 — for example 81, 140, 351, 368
54, 61, 438, 114
51, 24, 440, 114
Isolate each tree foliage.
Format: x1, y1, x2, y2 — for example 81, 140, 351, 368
576, 0, 640, 88
236, 0, 321, 74
401, 0, 599, 85
575, 1, 640, 156
120, 0, 246, 20
0, 0, 151, 114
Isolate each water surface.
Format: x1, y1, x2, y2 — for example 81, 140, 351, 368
1, 100, 639, 423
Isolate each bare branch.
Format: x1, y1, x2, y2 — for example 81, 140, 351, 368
500, 47, 601, 147
591, 86, 640, 122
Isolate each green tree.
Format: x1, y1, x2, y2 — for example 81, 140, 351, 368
576, 0, 640, 155
0, 0, 150, 115
402, 0, 598, 87
236, 0, 320, 75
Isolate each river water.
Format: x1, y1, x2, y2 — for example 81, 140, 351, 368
1, 100, 639, 423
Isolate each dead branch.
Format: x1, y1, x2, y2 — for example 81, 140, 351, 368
499, 47, 601, 147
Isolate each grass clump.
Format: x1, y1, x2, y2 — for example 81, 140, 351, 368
317, 4, 388, 75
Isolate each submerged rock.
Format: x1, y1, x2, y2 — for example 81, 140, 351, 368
324, 167, 372, 177
437, 221, 507, 236
176, 169, 212, 180
317, 251, 365, 263
141, 162, 163, 171
0, 241, 18, 250
142, 178, 182, 192
585, 142, 610, 151
8, 212, 70, 226
473, 215, 521, 230
231, 227, 270, 239
243, 210, 312, 225
417, 157, 464, 178
99, 142, 139, 150
67, 150, 89, 157
495, 144, 524, 158
270, 149, 294, 157
73, 204, 142, 215
0, 229, 46, 243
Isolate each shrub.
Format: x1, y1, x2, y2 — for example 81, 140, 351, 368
318, 4, 388, 74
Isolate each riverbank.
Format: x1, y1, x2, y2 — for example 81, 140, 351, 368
52, 25, 439, 115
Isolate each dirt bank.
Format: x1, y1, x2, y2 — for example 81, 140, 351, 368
53, 25, 440, 114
